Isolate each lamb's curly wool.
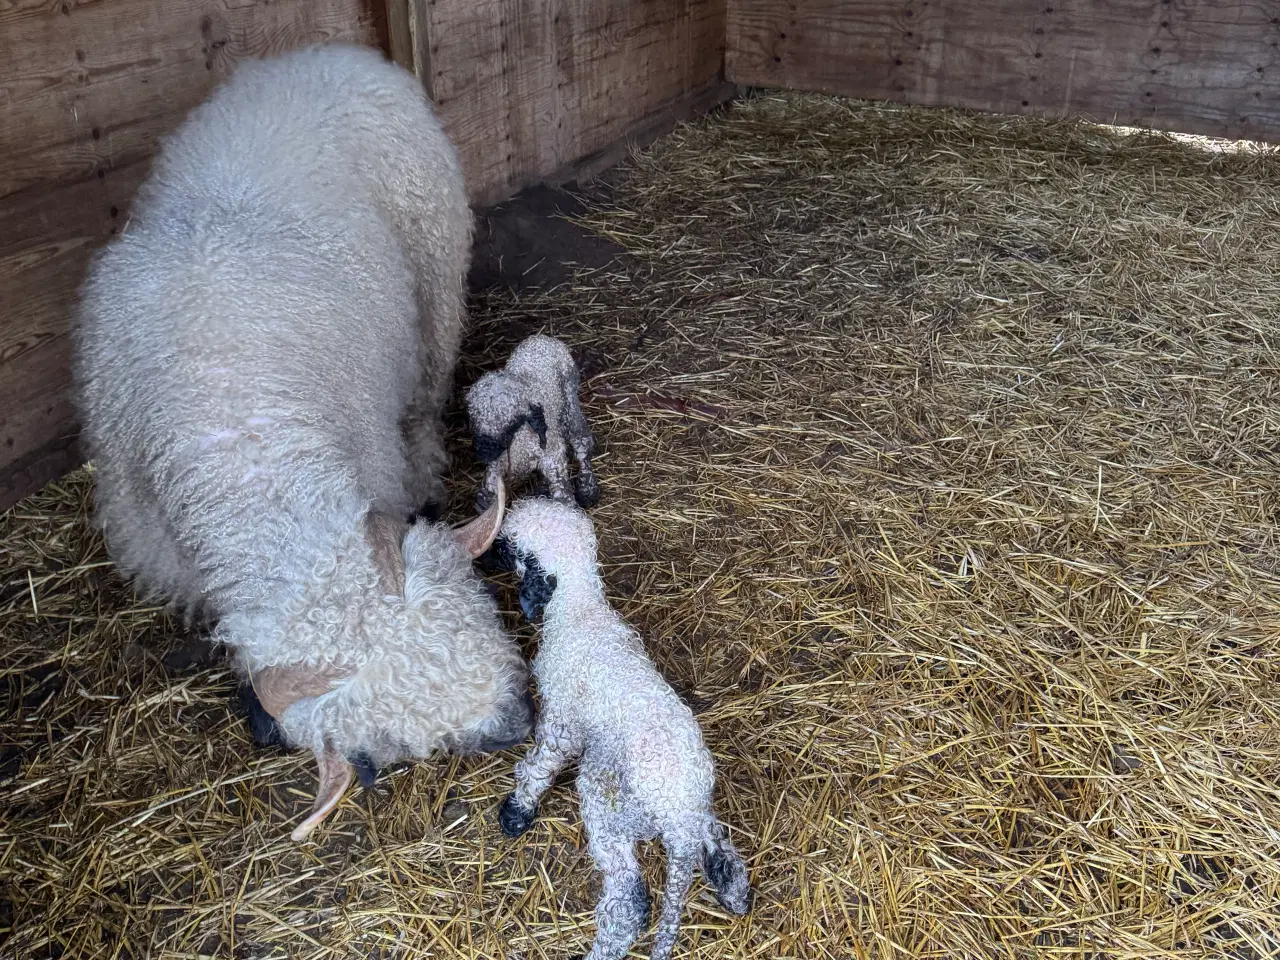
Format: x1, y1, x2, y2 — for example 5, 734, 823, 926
495, 499, 752, 960
466, 334, 600, 510
71, 43, 532, 840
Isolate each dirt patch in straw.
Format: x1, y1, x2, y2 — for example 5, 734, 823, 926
6, 92, 1280, 959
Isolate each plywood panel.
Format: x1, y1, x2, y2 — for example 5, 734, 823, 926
726, 0, 1280, 143
1, 0, 377, 200
427, 0, 729, 206
0, 0, 378, 510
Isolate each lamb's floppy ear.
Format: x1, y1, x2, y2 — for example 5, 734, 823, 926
250, 665, 356, 842
363, 509, 408, 595
526, 403, 549, 447
451, 476, 506, 558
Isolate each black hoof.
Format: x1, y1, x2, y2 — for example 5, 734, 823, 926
238, 683, 286, 748
498, 794, 536, 838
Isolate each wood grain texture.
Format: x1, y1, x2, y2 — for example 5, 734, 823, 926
727, 0, 1280, 143
0, 0, 378, 510
381, 0, 416, 71
426, 0, 729, 206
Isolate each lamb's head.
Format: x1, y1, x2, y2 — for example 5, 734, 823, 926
491, 497, 601, 621
467, 371, 548, 465
238, 482, 533, 841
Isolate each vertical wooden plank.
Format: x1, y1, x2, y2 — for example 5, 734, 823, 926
425, 0, 730, 206
726, 0, 1280, 144
383, 0, 416, 72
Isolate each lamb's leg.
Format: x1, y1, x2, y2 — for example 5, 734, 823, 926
560, 371, 600, 507
498, 723, 578, 837
475, 462, 506, 512
649, 840, 699, 960
583, 816, 649, 960
537, 436, 576, 503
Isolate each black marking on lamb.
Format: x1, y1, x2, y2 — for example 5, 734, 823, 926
704, 842, 753, 914
526, 403, 548, 446
629, 876, 652, 930
518, 556, 557, 621
498, 794, 537, 837
478, 535, 518, 575
473, 432, 508, 464
573, 471, 600, 509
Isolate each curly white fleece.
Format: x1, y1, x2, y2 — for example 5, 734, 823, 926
71, 43, 529, 766
498, 498, 751, 960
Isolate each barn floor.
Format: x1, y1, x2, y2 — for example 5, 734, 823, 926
5, 92, 1280, 959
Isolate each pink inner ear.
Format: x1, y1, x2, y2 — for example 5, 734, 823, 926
452, 476, 506, 558
291, 748, 354, 843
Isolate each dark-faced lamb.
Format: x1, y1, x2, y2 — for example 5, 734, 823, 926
71, 43, 533, 842
466, 334, 600, 511
493, 498, 752, 960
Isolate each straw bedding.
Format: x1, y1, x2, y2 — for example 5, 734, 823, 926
4, 92, 1280, 959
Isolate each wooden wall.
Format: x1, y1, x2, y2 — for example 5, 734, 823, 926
0, 0, 730, 510
17, 0, 1275, 511
0, 0, 379, 510
421, 0, 730, 206
727, 0, 1280, 143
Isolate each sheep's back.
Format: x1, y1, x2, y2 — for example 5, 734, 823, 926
72, 44, 438, 610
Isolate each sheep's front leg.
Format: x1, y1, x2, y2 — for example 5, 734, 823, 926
401, 383, 449, 520
498, 723, 579, 837
403, 267, 467, 519
582, 814, 649, 960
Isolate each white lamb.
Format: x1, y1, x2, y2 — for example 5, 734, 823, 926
71, 43, 532, 841
466, 334, 600, 511
494, 498, 752, 960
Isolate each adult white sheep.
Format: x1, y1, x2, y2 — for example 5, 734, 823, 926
71, 43, 532, 841
494, 498, 753, 960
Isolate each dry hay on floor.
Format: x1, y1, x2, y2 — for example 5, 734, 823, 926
5, 91, 1280, 959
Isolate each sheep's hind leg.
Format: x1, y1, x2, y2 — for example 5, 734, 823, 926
649, 840, 699, 960
537, 437, 576, 503
583, 816, 649, 960
498, 723, 579, 837
559, 368, 600, 507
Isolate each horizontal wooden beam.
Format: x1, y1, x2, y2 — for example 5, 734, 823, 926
727, 0, 1280, 143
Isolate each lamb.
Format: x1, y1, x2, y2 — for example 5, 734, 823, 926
71, 43, 532, 841
466, 334, 600, 511
493, 498, 752, 960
